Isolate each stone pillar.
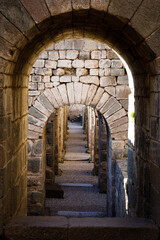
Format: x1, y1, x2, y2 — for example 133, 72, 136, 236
91, 108, 96, 163
94, 111, 99, 175
53, 111, 59, 175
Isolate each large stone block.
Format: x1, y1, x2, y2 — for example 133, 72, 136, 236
44, 89, 59, 108
84, 39, 98, 50
85, 84, 97, 105
91, 87, 104, 107
33, 100, 50, 117
107, 108, 127, 123
67, 82, 74, 104
105, 86, 116, 96
28, 157, 41, 173
99, 59, 111, 68
80, 76, 99, 85
72, 0, 90, 10
111, 68, 125, 76
117, 76, 128, 84
33, 140, 43, 155
33, 60, 44, 68
51, 76, 60, 82
32, 75, 41, 82
116, 86, 130, 99
60, 75, 71, 83
104, 101, 122, 118
76, 68, 88, 77
111, 60, 123, 68
72, 59, 84, 68
79, 50, 90, 59
91, 50, 101, 59
85, 60, 99, 68
100, 76, 116, 87
96, 92, 110, 110
58, 84, 68, 105
38, 94, 55, 113
81, 84, 90, 104
53, 68, 65, 76
58, 60, 72, 68
29, 107, 47, 121
66, 50, 79, 59
45, 60, 57, 69
74, 82, 82, 104
100, 96, 117, 113
48, 51, 59, 60
51, 87, 63, 106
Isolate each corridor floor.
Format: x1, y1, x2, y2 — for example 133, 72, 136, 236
45, 121, 107, 217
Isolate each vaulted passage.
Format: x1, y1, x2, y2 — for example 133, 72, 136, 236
0, 1, 160, 239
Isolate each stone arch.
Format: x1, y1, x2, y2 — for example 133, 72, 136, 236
0, 0, 160, 233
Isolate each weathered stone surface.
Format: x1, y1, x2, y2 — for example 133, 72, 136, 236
28, 124, 43, 134
85, 60, 99, 68
111, 123, 128, 134
51, 87, 63, 106
60, 75, 71, 83
111, 68, 125, 76
34, 68, 44, 75
104, 101, 122, 118
66, 50, 79, 59
85, 84, 97, 105
99, 59, 111, 68
111, 60, 123, 68
105, 68, 111, 76
91, 0, 109, 11
33, 140, 42, 155
43, 89, 59, 108
38, 94, 55, 113
110, 116, 128, 129
72, 76, 79, 82
39, 51, 48, 59
28, 157, 41, 173
33, 100, 50, 117
80, 76, 99, 85
72, 0, 90, 10
107, 108, 127, 123
46, 0, 72, 15
96, 92, 110, 110
79, 50, 90, 59
67, 83, 74, 104
43, 68, 52, 75
51, 76, 59, 82
91, 87, 104, 107
112, 140, 125, 150
76, 68, 88, 77
64, 39, 73, 49
42, 76, 50, 82
29, 82, 37, 90
116, 86, 130, 99
33, 60, 44, 68
84, 39, 98, 50
58, 60, 72, 68
73, 39, 84, 50
59, 50, 66, 59
72, 59, 84, 68
32, 75, 41, 82
100, 76, 116, 87
53, 68, 65, 76
100, 96, 117, 113
112, 131, 128, 140
58, 84, 68, 105
45, 60, 57, 69
117, 76, 128, 84
48, 51, 59, 60
105, 86, 116, 96
45, 83, 53, 88
28, 107, 47, 121
91, 51, 101, 59
90, 69, 99, 75
81, 84, 90, 104
28, 115, 45, 128
74, 82, 82, 104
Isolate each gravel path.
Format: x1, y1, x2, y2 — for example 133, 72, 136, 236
45, 121, 107, 216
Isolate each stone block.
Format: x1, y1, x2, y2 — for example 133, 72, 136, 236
53, 82, 59, 87
42, 75, 50, 82
39, 51, 48, 59
29, 107, 47, 121
107, 49, 119, 59
101, 50, 107, 58
79, 50, 90, 59
91, 87, 104, 107
85, 84, 97, 105
111, 60, 123, 68
28, 115, 45, 128
28, 124, 43, 133
111, 123, 128, 134
72, 76, 79, 82
74, 82, 82, 104
53, 68, 65, 76
72, 59, 84, 68
99, 69, 105, 77
58, 60, 72, 68
84, 39, 98, 50
54, 40, 65, 49
99, 59, 111, 68
43, 68, 52, 75
149, 140, 160, 166
76, 68, 88, 77
104, 101, 122, 118
58, 84, 68, 105
28, 157, 41, 173
32, 75, 41, 82
96, 92, 110, 110
112, 140, 125, 150
33, 60, 44, 68
32, 140, 43, 155
111, 68, 125, 76
29, 82, 37, 90
28, 140, 33, 155
100, 96, 117, 113
117, 76, 128, 84
104, 68, 111, 76
106, 108, 126, 124
116, 86, 130, 99
51, 76, 60, 82
100, 76, 116, 87
80, 76, 99, 85
66, 50, 79, 59
90, 69, 99, 75
91, 50, 101, 59
72, 0, 90, 10
45, 83, 53, 88
35, 68, 44, 75
51, 87, 63, 106
105, 87, 116, 96
67, 83, 74, 104
59, 50, 66, 59
110, 116, 128, 129
98, 43, 106, 49
73, 39, 84, 50
64, 39, 73, 49
119, 99, 128, 111
33, 101, 50, 117
60, 75, 71, 83
48, 51, 59, 60
81, 84, 90, 104
30, 191, 43, 204
45, 60, 57, 69
85, 60, 98, 68
38, 94, 55, 113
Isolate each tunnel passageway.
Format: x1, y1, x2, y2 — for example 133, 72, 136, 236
45, 120, 107, 217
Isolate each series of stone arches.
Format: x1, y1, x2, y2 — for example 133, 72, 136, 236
0, 0, 160, 235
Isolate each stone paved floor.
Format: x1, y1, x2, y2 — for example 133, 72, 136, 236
45, 121, 107, 216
